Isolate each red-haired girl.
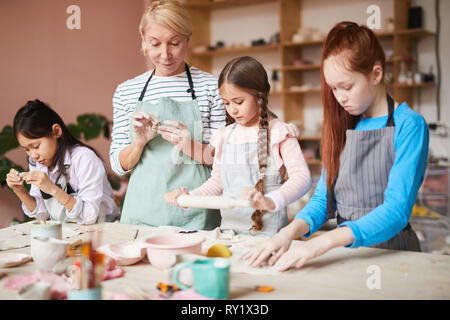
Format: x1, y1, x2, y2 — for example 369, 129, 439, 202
244, 21, 429, 271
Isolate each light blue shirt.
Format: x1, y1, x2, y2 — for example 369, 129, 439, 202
295, 103, 429, 248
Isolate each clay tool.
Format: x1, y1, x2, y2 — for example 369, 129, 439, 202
176, 195, 252, 210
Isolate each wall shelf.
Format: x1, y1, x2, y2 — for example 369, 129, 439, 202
186, 0, 436, 171
191, 43, 280, 57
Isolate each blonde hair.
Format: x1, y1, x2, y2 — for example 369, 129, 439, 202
139, 0, 192, 56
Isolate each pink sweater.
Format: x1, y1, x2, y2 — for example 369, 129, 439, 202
191, 119, 312, 211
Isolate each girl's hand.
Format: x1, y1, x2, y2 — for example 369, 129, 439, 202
242, 187, 275, 211
6, 169, 27, 193
272, 240, 322, 272
242, 230, 293, 267
24, 171, 57, 195
131, 110, 160, 146
158, 120, 191, 152
164, 187, 189, 207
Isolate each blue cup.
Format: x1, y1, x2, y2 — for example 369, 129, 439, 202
67, 286, 102, 300
173, 258, 230, 299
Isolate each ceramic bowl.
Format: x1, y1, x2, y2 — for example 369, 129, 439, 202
31, 236, 70, 271
143, 233, 205, 270
97, 242, 147, 266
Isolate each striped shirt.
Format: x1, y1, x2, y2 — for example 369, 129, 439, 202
109, 66, 226, 176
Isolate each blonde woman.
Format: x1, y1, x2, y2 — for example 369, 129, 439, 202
110, 0, 226, 229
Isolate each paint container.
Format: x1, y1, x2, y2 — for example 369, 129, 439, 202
67, 286, 102, 300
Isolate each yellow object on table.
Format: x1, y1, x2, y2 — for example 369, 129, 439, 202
206, 244, 232, 258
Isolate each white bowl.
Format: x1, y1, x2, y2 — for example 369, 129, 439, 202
143, 233, 205, 270
97, 242, 146, 266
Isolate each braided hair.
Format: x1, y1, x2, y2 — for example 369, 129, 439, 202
218, 56, 272, 233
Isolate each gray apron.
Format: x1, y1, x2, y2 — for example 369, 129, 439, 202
220, 123, 289, 236
120, 63, 220, 230
327, 94, 420, 251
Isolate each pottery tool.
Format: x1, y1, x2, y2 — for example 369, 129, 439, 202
132, 229, 139, 241
176, 195, 252, 210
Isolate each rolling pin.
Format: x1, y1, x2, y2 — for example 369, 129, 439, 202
176, 195, 252, 210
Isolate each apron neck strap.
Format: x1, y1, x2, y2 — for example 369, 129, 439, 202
138, 69, 155, 102
386, 93, 395, 127
185, 63, 196, 100
138, 63, 196, 102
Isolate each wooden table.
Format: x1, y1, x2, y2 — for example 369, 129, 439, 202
0, 221, 449, 300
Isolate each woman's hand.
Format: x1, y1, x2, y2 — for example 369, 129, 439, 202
158, 120, 191, 152
164, 187, 189, 207
6, 169, 27, 194
242, 187, 275, 211
242, 229, 293, 267
24, 171, 58, 195
131, 110, 160, 146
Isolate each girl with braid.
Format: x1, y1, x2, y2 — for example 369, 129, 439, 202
165, 56, 312, 236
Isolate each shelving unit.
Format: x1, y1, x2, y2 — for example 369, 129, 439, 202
185, 0, 435, 173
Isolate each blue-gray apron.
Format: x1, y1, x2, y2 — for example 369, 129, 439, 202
327, 94, 420, 251
120, 63, 221, 230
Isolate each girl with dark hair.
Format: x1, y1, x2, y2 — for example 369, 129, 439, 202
165, 56, 312, 236
244, 22, 429, 271
6, 99, 119, 224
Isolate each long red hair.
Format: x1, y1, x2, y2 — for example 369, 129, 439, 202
320, 21, 386, 188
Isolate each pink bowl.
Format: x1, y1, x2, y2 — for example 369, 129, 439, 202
143, 233, 205, 269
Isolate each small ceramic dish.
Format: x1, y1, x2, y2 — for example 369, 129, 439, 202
97, 243, 146, 266
0, 252, 32, 268
143, 233, 205, 270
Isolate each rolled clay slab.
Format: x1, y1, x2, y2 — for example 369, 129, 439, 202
0, 252, 32, 268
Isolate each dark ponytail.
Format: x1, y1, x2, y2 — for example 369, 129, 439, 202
13, 99, 103, 179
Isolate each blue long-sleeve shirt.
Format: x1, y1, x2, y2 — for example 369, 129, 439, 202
295, 102, 429, 248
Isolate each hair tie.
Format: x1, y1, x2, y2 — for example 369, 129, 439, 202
345, 23, 357, 29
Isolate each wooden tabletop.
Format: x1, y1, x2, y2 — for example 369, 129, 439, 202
0, 221, 449, 300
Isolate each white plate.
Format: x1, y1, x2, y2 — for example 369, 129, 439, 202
0, 252, 32, 268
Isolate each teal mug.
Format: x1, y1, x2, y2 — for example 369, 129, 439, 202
67, 286, 102, 300
172, 258, 230, 299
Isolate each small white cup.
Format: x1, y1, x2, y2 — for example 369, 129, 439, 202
31, 236, 70, 271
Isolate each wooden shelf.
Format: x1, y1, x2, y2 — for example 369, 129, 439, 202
185, 0, 277, 10
283, 40, 324, 47
282, 28, 434, 49
191, 43, 280, 57
187, 1, 434, 125
273, 64, 321, 71
393, 82, 436, 88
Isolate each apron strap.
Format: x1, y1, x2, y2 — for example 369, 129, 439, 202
138, 69, 155, 102
185, 63, 197, 100
326, 93, 396, 220
386, 93, 395, 127
138, 63, 196, 102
